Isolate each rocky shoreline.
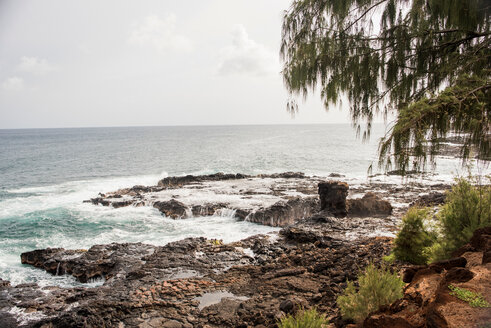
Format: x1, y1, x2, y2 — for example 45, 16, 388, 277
0, 173, 457, 327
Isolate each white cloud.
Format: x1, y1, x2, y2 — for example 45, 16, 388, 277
17, 56, 54, 75
128, 14, 192, 53
217, 24, 279, 76
1, 76, 25, 91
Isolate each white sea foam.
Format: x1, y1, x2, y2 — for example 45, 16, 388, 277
0, 174, 279, 287
0, 173, 166, 219
8, 306, 48, 326
0, 157, 488, 288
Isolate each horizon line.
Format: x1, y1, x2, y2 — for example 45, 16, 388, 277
0, 121, 388, 131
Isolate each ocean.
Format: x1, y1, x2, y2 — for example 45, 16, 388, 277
0, 124, 483, 287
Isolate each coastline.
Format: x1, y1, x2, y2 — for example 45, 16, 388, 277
0, 172, 452, 327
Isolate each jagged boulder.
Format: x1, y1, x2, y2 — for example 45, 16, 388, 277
318, 181, 349, 217
245, 197, 319, 227
347, 192, 392, 217
153, 199, 189, 218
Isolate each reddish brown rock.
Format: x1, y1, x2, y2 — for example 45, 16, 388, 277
364, 228, 491, 328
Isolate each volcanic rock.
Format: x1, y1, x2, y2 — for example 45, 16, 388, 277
318, 181, 349, 217
347, 192, 392, 217
153, 199, 190, 218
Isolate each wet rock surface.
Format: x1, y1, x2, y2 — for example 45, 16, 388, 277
86, 172, 320, 226
2, 173, 457, 327
2, 233, 393, 328
83, 172, 450, 228
347, 192, 392, 217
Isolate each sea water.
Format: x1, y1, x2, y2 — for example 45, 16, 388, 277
0, 124, 486, 287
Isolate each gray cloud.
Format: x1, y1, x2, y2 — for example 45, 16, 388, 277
17, 56, 55, 75
0, 0, 355, 128
217, 24, 279, 76
1, 76, 24, 91
128, 14, 192, 53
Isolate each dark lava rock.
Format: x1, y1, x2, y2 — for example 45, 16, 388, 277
318, 181, 349, 217
246, 197, 318, 227
410, 192, 446, 208
191, 203, 228, 216
158, 173, 250, 187
153, 199, 189, 218
386, 169, 420, 176
264, 172, 305, 179
347, 192, 392, 217
22, 243, 155, 283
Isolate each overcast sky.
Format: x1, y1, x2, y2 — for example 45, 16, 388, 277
0, 0, 362, 129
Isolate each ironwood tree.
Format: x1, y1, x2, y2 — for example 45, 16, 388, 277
281, 0, 490, 173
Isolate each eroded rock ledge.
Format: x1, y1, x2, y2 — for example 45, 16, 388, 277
84, 173, 399, 227
4, 225, 393, 328
364, 226, 491, 328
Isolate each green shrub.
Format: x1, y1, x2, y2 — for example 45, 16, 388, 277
431, 177, 491, 261
277, 308, 328, 328
448, 285, 490, 308
392, 207, 435, 264
382, 253, 395, 264
337, 263, 405, 323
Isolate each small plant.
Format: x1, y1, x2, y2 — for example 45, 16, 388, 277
210, 239, 223, 246
337, 263, 405, 322
277, 308, 328, 328
392, 207, 435, 264
448, 285, 490, 308
430, 177, 491, 261
382, 253, 395, 264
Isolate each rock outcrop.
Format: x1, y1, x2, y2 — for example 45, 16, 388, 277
318, 181, 349, 217
86, 173, 322, 227
364, 227, 491, 328
347, 192, 392, 217
5, 232, 392, 328
244, 197, 319, 227
153, 199, 190, 219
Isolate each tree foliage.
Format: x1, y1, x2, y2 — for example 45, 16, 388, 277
430, 176, 491, 260
337, 263, 404, 322
281, 0, 490, 173
393, 207, 435, 264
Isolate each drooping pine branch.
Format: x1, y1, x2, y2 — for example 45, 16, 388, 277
281, 0, 491, 174
378, 75, 490, 173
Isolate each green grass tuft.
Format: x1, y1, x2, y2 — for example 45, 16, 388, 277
448, 285, 490, 308
277, 308, 328, 328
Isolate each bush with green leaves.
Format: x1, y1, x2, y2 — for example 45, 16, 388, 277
392, 207, 435, 264
337, 263, 405, 323
277, 308, 328, 328
430, 177, 491, 261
